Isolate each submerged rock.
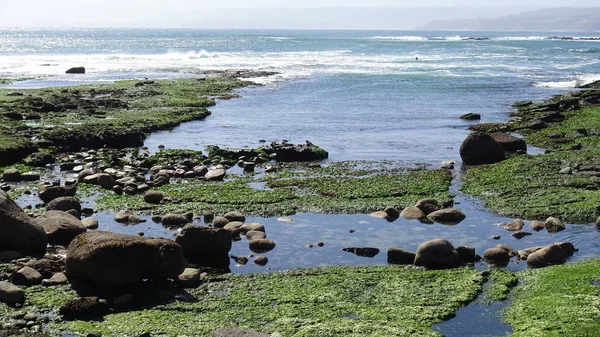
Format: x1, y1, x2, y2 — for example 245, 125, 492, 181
459, 132, 506, 165
414, 238, 461, 270
0, 190, 48, 254
504, 219, 524, 231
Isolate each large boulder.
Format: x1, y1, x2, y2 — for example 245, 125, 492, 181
459, 133, 506, 165
46, 197, 82, 213
35, 211, 87, 246
490, 133, 527, 153
0, 191, 47, 254
426, 208, 466, 225
175, 225, 232, 268
414, 238, 461, 269
38, 185, 77, 203
66, 231, 186, 285
527, 242, 575, 268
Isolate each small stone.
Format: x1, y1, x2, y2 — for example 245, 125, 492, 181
23, 313, 37, 321
161, 213, 189, 227
213, 216, 230, 228
317, 242, 325, 247
512, 231, 533, 239
143, 190, 164, 204
249, 239, 276, 254
41, 272, 68, 286
114, 210, 145, 224
383, 206, 400, 219
254, 256, 269, 266
504, 219, 524, 231
246, 230, 267, 240
240, 222, 265, 233
483, 247, 510, 265
231, 255, 249, 265
530, 220, 545, 231
491, 235, 501, 240
277, 217, 293, 223
224, 211, 245, 222
545, 217, 566, 233
177, 268, 201, 288
81, 217, 99, 230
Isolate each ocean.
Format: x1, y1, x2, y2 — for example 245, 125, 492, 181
2, 28, 600, 273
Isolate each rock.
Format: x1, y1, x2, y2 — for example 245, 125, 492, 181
596, 216, 600, 228
490, 133, 527, 153
39, 185, 77, 203
400, 206, 425, 220
495, 244, 518, 257
483, 248, 510, 265
11, 266, 43, 286
224, 211, 245, 223
2, 169, 21, 182
223, 221, 244, 233
0, 281, 25, 305
213, 216, 230, 228
42, 272, 68, 286
212, 328, 271, 337
193, 166, 208, 177
66, 209, 81, 218
249, 239, 277, 254
46, 196, 82, 213
0, 191, 48, 254
240, 222, 265, 233
440, 161, 455, 170
97, 174, 116, 190
414, 238, 461, 269
175, 225, 232, 268
342, 247, 380, 258
177, 268, 202, 288
545, 217, 566, 233
143, 190, 164, 204
530, 220, 545, 231
21, 171, 41, 181
66, 231, 186, 285
35, 211, 87, 246
426, 208, 466, 225
25, 259, 64, 279
254, 256, 269, 266
556, 242, 577, 256
415, 199, 441, 215
518, 246, 545, 260
504, 219, 524, 231
81, 217, 99, 230
370, 211, 389, 219
459, 133, 506, 165
77, 169, 94, 183
383, 206, 400, 219
246, 231, 267, 240
232, 255, 249, 265
205, 168, 226, 181
512, 232, 533, 239
0, 250, 23, 263
114, 210, 144, 224
65, 67, 86, 74
59, 297, 109, 320
161, 213, 189, 227
387, 247, 416, 265
559, 167, 572, 175
527, 243, 573, 268
456, 246, 476, 263
23, 313, 37, 321
459, 113, 481, 120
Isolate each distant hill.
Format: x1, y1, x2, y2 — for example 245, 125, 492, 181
419, 8, 600, 32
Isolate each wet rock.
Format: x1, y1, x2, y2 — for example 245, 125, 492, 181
527, 243, 575, 268
175, 225, 232, 268
246, 231, 267, 240
2, 169, 21, 182
254, 256, 269, 266
35, 210, 87, 246
11, 266, 43, 286
161, 213, 189, 227
240, 222, 265, 233
21, 171, 41, 182
66, 231, 186, 285
483, 248, 510, 265
213, 216, 230, 228
596, 216, 600, 229
426, 208, 466, 225
0, 250, 23, 263
81, 217, 99, 230
114, 210, 144, 224
400, 206, 426, 220
512, 232, 533, 239
414, 238, 461, 270
504, 219, 524, 231
518, 246, 545, 260
205, 168, 226, 181
60, 297, 109, 320
39, 185, 77, 203
387, 247, 416, 265
383, 206, 400, 220
495, 244, 518, 257
415, 198, 441, 215
25, 259, 64, 279
530, 220, 545, 231
212, 328, 271, 337
193, 166, 208, 177
490, 133, 527, 153
231, 255, 249, 265
0, 190, 48, 254
177, 268, 202, 288
459, 113, 481, 120
46, 196, 82, 213
440, 161, 455, 170
65, 67, 86, 74
42, 272, 68, 286
223, 221, 244, 233
370, 211, 389, 219
342, 247, 380, 258
249, 239, 276, 254
456, 246, 476, 263
224, 211, 245, 223
545, 217, 566, 233
97, 174, 116, 190
0, 281, 25, 306
143, 190, 164, 205
317, 242, 325, 247
459, 132, 506, 165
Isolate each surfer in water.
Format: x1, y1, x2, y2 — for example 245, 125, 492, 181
415, 56, 419, 61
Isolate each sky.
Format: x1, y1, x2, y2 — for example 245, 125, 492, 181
0, 0, 598, 29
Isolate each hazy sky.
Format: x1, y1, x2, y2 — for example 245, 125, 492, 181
1, 0, 598, 29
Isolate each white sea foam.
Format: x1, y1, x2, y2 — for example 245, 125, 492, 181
533, 74, 600, 88
372, 36, 428, 41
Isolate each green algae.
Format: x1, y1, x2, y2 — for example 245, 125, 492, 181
505, 259, 600, 337
484, 269, 519, 303
3, 266, 487, 337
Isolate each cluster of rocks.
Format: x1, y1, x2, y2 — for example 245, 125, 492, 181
1, 168, 41, 192
387, 238, 476, 269
371, 199, 466, 225
459, 132, 527, 165
484, 242, 577, 268
207, 140, 329, 164
499, 217, 566, 239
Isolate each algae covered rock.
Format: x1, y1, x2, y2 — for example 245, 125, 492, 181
66, 231, 186, 285
414, 238, 461, 270
459, 132, 506, 165
0, 190, 48, 254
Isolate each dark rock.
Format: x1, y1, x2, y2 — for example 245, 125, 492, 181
383, 206, 400, 219
114, 210, 144, 224
518, 246, 545, 260
213, 216, 230, 228
254, 256, 269, 266
177, 268, 202, 288
35, 211, 87, 246
0, 190, 48, 254
66, 231, 186, 285
342, 247, 380, 258
21, 171, 41, 181
39, 184, 77, 203
490, 133, 527, 153
46, 196, 82, 213
387, 247, 416, 265
530, 220, 545, 231
175, 225, 232, 268
2, 169, 21, 182
11, 266, 43, 286
42, 272, 68, 286
495, 244, 518, 257
0, 281, 25, 305
60, 297, 109, 320
459, 133, 506, 165
249, 239, 276, 254
223, 211, 245, 223
65, 67, 86, 74
96, 174, 116, 190
414, 238, 461, 269
459, 113, 481, 120
25, 258, 64, 279
512, 232, 533, 239
231, 255, 249, 265
456, 246, 476, 263
81, 217, 99, 230
545, 217, 566, 233
246, 230, 266, 240
426, 208, 466, 225
161, 213, 189, 227
483, 247, 510, 265
415, 198, 441, 215
0, 250, 23, 263
527, 243, 573, 268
